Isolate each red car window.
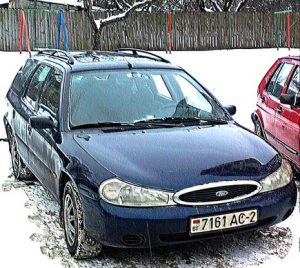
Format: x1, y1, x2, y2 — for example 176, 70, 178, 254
266, 63, 283, 94
272, 63, 294, 98
287, 66, 300, 96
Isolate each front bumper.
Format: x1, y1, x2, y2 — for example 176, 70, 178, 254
81, 181, 297, 248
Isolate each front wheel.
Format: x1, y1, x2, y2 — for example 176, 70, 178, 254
62, 181, 102, 259
9, 135, 32, 180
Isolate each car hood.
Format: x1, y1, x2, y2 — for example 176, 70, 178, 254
73, 123, 280, 191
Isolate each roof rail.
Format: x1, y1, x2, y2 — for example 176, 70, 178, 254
114, 48, 171, 64
37, 49, 75, 65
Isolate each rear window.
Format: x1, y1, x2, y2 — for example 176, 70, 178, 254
11, 59, 38, 95
266, 62, 294, 98
266, 63, 283, 93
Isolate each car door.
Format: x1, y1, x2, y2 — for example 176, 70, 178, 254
275, 66, 300, 168
23, 64, 52, 184
261, 62, 294, 145
35, 67, 64, 197
8, 58, 38, 165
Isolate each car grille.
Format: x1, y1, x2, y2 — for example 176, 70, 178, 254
174, 181, 261, 206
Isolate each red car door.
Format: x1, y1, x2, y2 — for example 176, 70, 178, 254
275, 66, 300, 169
259, 62, 294, 144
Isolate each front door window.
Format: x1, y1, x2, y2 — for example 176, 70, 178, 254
25, 64, 51, 110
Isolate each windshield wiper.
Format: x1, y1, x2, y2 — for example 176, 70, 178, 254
135, 117, 228, 125
134, 120, 183, 127
71, 121, 180, 130
71, 117, 227, 130
196, 117, 228, 125
71, 122, 136, 130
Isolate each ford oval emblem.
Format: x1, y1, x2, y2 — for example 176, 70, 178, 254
216, 190, 229, 197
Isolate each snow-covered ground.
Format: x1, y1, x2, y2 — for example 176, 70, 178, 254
0, 49, 299, 267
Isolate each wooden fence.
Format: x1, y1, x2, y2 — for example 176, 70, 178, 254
1, 9, 300, 51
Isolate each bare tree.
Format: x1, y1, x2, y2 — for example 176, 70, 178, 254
82, 0, 250, 50
155, 0, 249, 12
83, 0, 152, 50
246, 0, 300, 12
155, 0, 300, 12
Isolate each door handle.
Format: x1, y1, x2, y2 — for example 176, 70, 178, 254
276, 107, 283, 114
28, 124, 32, 136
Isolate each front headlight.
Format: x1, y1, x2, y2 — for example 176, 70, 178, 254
260, 159, 293, 193
99, 178, 175, 207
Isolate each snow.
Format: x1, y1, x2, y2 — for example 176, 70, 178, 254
0, 0, 83, 7
0, 49, 299, 267
34, 0, 84, 7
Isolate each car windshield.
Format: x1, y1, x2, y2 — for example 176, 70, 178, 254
70, 69, 229, 128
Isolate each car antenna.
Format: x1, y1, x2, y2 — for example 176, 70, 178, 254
119, 53, 133, 69
124, 56, 133, 69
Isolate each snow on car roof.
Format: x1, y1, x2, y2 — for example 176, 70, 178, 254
40, 0, 83, 7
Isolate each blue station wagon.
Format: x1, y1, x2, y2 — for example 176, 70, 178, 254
3, 49, 297, 259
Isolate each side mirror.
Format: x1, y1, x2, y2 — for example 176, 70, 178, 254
224, 105, 237, 116
29, 116, 58, 130
280, 94, 295, 106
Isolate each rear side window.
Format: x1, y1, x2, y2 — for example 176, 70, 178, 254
266, 63, 283, 93
25, 65, 51, 109
267, 63, 294, 98
39, 68, 63, 118
287, 66, 300, 96
11, 59, 38, 94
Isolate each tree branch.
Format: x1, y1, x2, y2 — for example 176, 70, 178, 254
115, 0, 124, 10
209, 0, 223, 11
223, 0, 234, 11
83, 0, 98, 33
196, 0, 206, 12
235, 0, 248, 11
119, 0, 132, 9
95, 0, 151, 29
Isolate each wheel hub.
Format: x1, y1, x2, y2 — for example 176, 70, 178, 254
64, 194, 76, 246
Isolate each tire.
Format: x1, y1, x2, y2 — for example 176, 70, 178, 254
9, 134, 32, 180
254, 118, 265, 139
62, 180, 102, 259
293, 169, 300, 183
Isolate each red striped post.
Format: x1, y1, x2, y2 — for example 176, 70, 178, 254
19, 10, 31, 57
287, 12, 291, 50
18, 11, 23, 54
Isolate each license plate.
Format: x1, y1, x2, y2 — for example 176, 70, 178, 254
190, 209, 258, 235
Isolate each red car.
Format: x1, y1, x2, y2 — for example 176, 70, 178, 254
252, 56, 300, 173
